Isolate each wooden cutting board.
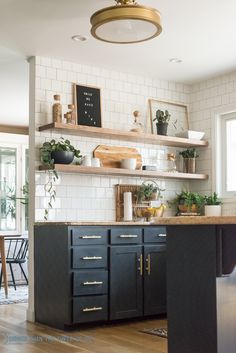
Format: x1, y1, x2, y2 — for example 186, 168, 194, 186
93, 145, 142, 169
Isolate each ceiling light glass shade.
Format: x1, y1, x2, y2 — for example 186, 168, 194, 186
90, 3, 162, 44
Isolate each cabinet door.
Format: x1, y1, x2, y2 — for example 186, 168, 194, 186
144, 244, 166, 316
110, 246, 143, 320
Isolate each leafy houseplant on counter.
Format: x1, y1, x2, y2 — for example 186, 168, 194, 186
153, 109, 171, 136
179, 148, 199, 173
204, 192, 222, 216
171, 190, 205, 215
134, 180, 166, 220
40, 137, 82, 220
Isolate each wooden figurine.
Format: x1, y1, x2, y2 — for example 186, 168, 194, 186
64, 104, 76, 124
68, 104, 76, 124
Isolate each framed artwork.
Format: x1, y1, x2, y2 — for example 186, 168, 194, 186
148, 99, 189, 136
73, 84, 102, 127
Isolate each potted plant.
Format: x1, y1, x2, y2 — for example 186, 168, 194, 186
153, 109, 171, 136
171, 190, 205, 214
204, 192, 222, 216
40, 138, 82, 220
134, 180, 166, 220
179, 148, 199, 173
40, 137, 82, 166
136, 180, 165, 203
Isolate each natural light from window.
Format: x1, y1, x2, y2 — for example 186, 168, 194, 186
226, 118, 236, 192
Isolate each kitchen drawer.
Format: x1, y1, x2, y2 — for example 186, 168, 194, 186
73, 270, 108, 296
71, 227, 108, 245
110, 228, 142, 244
72, 247, 107, 269
73, 295, 108, 323
144, 227, 167, 243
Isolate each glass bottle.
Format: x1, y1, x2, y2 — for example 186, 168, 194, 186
130, 110, 144, 133
167, 153, 177, 172
52, 95, 62, 123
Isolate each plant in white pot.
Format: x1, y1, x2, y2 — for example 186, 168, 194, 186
204, 192, 222, 216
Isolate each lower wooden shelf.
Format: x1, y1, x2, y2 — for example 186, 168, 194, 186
38, 164, 208, 180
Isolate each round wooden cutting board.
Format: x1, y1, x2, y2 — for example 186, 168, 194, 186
93, 145, 142, 169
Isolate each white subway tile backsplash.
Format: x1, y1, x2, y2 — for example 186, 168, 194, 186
57, 69, 68, 81
46, 67, 57, 80
51, 80, 62, 92
34, 56, 199, 221
41, 57, 52, 67
52, 59, 62, 69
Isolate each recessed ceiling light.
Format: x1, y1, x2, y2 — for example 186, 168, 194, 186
169, 58, 183, 63
71, 35, 87, 42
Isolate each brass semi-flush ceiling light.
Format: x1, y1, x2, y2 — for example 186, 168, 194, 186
90, 0, 162, 44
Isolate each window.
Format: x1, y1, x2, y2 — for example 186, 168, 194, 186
216, 111, 236, 198
0, 134, 28, 234
0, 147, 17, 231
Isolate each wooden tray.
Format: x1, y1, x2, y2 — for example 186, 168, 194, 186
93, 145, 142, 169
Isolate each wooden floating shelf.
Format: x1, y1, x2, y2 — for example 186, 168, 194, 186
38, 123, 208, 148
38, 164, 208, 181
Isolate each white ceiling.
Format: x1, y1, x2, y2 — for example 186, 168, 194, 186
1, 0, 236, 126
0, 0, 236, 84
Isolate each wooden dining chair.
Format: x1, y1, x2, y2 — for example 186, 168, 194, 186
0, 238, 28, 290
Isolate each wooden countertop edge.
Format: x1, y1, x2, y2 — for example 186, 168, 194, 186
34, 216, 236, 226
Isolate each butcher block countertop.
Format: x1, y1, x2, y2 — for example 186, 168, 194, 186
152, 216, 236, 225
35, 216, 236, 226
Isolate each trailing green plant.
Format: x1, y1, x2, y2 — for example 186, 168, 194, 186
179, 148, 199, 158
171, 190, 205, 212
40, 138, 81, 220
204, 192, 222, 205
43, 171, 57, 220
137, 180, 165, 202
153, 109, 171, 124
40, 137, 81, 168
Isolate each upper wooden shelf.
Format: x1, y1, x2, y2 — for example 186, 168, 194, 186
39, 164, 208, 181
38, 123, 208, 148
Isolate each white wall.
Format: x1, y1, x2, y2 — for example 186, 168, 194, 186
32, 56, 194, 222
190, 72, 236, 215
0, 48, 29, 126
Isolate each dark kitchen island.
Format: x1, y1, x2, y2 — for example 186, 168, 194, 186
164, 218, 236, 353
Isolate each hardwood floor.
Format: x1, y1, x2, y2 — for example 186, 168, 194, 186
0, 304, 167, 353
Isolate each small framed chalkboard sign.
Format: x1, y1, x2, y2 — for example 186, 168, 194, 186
74, 84, 102, 127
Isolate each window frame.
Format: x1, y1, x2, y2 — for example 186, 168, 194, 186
0, 141, 28, 235
214, 106, 236, 201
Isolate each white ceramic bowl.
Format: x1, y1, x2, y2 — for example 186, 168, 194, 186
121, 158, 137, 170
175, 130, 205, 140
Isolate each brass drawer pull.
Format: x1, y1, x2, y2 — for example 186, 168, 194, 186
119, 234, 138, 238
145, 254, 151, 275
157, 233, 166, 237
83, 281, 103, 286
80, 235, 102, 239
82, 306, 103, 312
82, 256, 103, 260
138, 254, 143, 276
